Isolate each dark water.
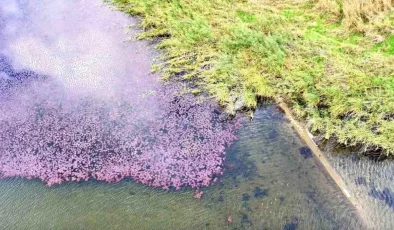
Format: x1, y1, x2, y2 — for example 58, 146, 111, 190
0, 0, 365, 229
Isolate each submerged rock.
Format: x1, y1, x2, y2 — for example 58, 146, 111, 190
242, 193, 250, 201
283, 216, 299, 230
299, 146, 313, 159
241, 214, 252, 226
355, 177, 367, 186
283, 222, 298, 230
268, 129, 278, 140
253, 187, 268, 198
369, 185, 394, 210
225, 151, 257, 182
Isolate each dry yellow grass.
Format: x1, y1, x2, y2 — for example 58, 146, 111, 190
315, 0, 394, 34
343, 0, 393, 33
314, 0, 341, 16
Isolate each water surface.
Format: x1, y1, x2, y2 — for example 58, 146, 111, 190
0, 106, 365, 229
324, 145, 394, 229
0, 1, 364, 229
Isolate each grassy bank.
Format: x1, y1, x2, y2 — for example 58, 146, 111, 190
110, 0, 394, 155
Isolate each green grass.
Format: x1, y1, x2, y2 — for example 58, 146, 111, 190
373, 35, 394, 55
110, 0, 394, 155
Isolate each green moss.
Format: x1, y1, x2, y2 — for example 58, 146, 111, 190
111, 0, 394, 155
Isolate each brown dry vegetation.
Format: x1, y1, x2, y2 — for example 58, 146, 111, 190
315, 0, 394, 35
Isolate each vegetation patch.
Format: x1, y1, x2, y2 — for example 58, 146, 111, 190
110, 0, 394, 155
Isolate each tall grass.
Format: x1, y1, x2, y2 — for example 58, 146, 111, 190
315, 0, 394, 34
343, 0, 393, 32
111, 0, 394, 155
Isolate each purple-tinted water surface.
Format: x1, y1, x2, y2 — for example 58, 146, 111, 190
0, 0, 240, 189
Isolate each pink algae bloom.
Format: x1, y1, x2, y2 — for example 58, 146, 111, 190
0, 73, 241, 190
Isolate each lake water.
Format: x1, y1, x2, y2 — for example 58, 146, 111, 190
0, 0, 367, 229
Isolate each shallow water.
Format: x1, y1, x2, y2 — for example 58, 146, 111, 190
0, 0, 365, 229
0, 106, 364, 229
324, 146, 394, 229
